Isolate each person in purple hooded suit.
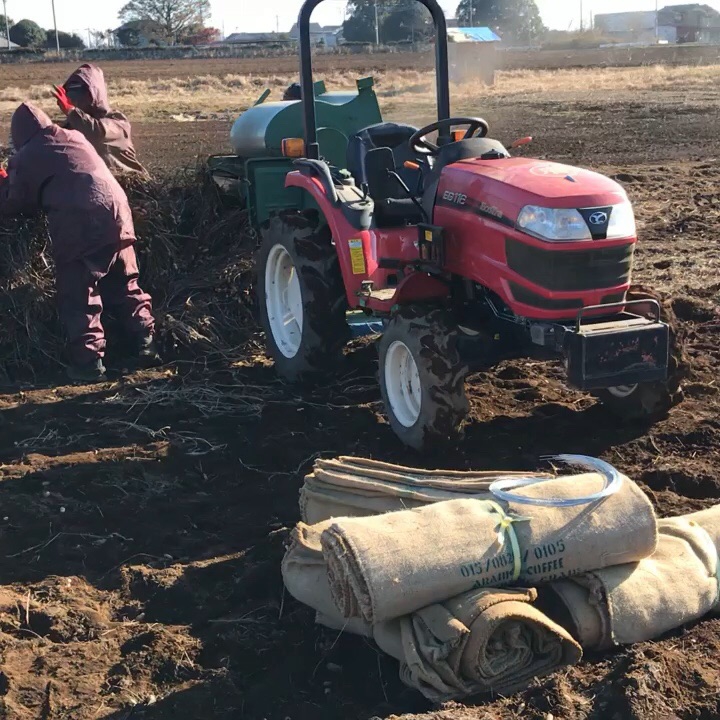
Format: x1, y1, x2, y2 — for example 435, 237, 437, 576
0, 102, 161, 382
53, 63, 148, 177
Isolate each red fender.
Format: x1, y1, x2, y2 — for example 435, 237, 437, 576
285, 171, 449, 312
286, 171, 372, 305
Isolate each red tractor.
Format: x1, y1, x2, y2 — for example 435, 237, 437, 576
255, 0, 680, 450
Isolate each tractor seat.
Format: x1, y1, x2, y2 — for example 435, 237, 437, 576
346, 122, 420, 190
364, 147, 424, 227
347, 123, 423, 227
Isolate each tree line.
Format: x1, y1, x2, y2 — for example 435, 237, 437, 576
2, 0, 545, 51
344, 0, 544, 44
0, 1, 219, 51
1, 15, 85, 49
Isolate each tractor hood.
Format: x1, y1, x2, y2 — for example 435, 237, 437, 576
441, 157, 628, 221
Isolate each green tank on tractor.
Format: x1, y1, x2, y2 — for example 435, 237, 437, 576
208, 77, 382, 225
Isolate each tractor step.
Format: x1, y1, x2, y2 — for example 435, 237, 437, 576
347, 311, 384, 339
368, 288, 396, 302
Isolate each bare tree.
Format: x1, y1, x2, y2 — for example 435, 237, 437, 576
119, 0, 211, 44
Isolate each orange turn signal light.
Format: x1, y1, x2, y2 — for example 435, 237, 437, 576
403, 160, 420, 170
451, 129, 465, 142
510, 136, 533, 149
281, 138, 305, 158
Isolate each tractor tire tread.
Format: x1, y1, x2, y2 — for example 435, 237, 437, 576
257, 211, 349, 381
379, 305, 469, 451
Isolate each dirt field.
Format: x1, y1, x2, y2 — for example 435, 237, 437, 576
1, 56, 720, 719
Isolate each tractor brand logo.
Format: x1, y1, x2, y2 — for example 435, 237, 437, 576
442, 191, 467, 205
589, 211, 609, 226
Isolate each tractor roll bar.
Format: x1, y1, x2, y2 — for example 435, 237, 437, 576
297, 0, 450, 160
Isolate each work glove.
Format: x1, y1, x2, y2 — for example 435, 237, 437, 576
0, 168, 7, 179
52, 85, 74, 115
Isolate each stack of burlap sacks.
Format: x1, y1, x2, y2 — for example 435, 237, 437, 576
282, 457, 720, 702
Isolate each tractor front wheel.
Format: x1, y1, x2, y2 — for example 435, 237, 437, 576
596, 382, 679, 421
257, 212, 349, 380
379, 307, 469, 451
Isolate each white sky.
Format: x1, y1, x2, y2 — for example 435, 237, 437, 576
3, 0, 720, 38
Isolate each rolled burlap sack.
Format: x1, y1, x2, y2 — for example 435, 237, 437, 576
541, 579, 604, 649
282, 525, 581, 700
542, 513, 720, 649
301, 456, 550, 525
373, 587, 582, 701
685, 505, 720, 548
281, 519, 374, 637
321, 472, 657, 623
283, 520, 350, 623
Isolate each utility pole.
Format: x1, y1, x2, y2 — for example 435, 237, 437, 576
579, 0, 583, 31
469, 1, 474, 27
51, 0, 60, 52
2, 0, 10, 50
374, 0, 379, 44
276, 14, 279, 34
655, 0, 659, 42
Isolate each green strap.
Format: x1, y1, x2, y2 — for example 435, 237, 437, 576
484, 500, 530, 582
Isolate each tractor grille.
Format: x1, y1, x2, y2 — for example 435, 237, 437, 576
505, 238, 634, 292
508, 283, 583, 311
602, 292, 627, 305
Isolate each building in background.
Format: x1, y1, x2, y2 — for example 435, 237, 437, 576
288, 23, 343, 47
665, 4, 720, 42
222, 32, 285, 44
595, 4, 720, 44
447, 27, 501, 86
595, 10, 674, 43
0, 36, 20, 51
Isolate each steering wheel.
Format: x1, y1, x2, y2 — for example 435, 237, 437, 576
409, 117, 490, 155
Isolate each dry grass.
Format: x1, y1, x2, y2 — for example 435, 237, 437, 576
3, 64, 720, 121
496, 63, 720, 94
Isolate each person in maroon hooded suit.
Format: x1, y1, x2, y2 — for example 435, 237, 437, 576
0, 102, 161, 382
53, 63, 148, 177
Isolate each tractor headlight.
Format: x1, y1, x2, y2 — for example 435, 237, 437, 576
606, 200, 637, 239
517, 206, 591, 241
517, 201, 637, 241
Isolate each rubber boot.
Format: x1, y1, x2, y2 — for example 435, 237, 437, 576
66, 357, 107, 384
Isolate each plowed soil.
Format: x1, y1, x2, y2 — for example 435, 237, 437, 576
1, 60, 720, 719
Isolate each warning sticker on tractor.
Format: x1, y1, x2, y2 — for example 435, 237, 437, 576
349, 239, 366, 275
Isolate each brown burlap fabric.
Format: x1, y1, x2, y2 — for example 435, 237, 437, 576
321, 473, 656, 623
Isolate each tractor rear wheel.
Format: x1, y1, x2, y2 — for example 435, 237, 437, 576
596, 286, 688, 421
379, 306, 469, 451
256, 212, 349, 380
